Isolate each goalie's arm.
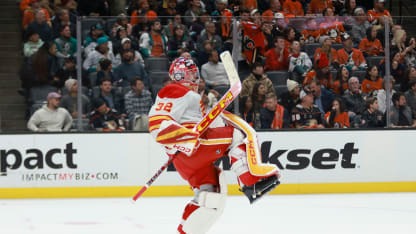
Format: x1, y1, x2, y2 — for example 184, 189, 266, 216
152, 119, 199, 145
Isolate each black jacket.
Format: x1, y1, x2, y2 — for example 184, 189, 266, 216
260, 106, 290, 129
360, 109, 385, 128
342, 91, 366, 115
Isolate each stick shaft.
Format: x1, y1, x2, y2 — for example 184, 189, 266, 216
132, 156, 174, 201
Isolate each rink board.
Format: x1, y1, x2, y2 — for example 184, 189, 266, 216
0, 130, 415, 198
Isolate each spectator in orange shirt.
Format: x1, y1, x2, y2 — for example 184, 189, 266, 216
139, 19, 168, 58
304, 53, 333, 88
130, 0, 158, 26
367, 0, 393, 25
319, 8, 345, 43
302, 18, 321, 43
359, 26, 384, 57
260, 93, 291, 129
361, 65, 383, 94
331, 65, 350, 95
265, 36, 290, 71
20, 0, 32, 12
337, 33, 367, 71
324, 98, 350, 128
314, 37, 339, 67
20, 0, 53, 14
22, 0, 51, 30
243, 0, 258, 12
282, 0, 304, 16
308, 0, 333, 15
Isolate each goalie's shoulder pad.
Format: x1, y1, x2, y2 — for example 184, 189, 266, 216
156, 120, 199, 145
157, 83, 190, 99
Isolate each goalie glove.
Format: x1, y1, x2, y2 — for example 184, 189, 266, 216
156, 120, 199, 156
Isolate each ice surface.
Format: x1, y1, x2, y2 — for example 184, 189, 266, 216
1, 193, 416, 234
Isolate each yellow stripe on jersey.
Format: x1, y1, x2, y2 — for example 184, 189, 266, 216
156, 127, 197, 143
149, 115, 173, 122
149, 124, 161, 132
181, 123, 196, 128
199, 138, 233, 145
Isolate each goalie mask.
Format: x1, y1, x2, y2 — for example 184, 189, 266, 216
169, 57, 200, 90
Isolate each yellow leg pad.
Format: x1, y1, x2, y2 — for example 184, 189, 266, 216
222, 113, 278, 177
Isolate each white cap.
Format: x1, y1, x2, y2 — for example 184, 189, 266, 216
65, 78, 77, 91
274, 12, 284, 19
121, 38, 131, 44
287, 79, 299, 92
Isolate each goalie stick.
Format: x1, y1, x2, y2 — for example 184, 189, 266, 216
132, 51, 241, 201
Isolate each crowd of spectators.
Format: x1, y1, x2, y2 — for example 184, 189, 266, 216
19, 0, 416, 132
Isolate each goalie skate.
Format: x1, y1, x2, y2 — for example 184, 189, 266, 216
240, 175, 280, 204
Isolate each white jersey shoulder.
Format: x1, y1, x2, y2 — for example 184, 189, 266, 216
148, 83, 203, 124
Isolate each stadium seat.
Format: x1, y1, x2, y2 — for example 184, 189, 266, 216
149, 71, 170, 87
289, 18, 306, 29
113, 86, 123, 97
151, 84, 164, 100
71, 118, 90, 131
332, 43, 343, 51
92, 86, 100, 99
29, 85, 58, 103
30, 101, 46, 115
266, 71, 289, 86
144, 57, 170, 72
238, 70, 252, 81
366, 56, 384, 68
81, 18, 103, 31
274, 85, 288, 98
213, 85, 230, 96
82, 29, 90, 41
352, 70, 367, 82
88, 72, 98, 87
304, 43, 320, 58
105, 18, 118, 35
393, 84, 401, 92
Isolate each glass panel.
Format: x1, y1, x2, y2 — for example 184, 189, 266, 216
12, 2, 416, 132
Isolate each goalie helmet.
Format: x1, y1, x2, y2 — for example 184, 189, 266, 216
169, 57, 200, 90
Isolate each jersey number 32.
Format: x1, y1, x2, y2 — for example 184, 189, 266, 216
155, 102, 173, 112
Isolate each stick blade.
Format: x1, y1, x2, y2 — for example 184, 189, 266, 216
220, 51, 240, 86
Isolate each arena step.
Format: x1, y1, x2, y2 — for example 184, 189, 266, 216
0, 95, 25, 105
0, 119, 27, 132
0, 104, 26, 120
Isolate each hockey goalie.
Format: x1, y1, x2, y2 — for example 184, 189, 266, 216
148, 56, 280, 234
